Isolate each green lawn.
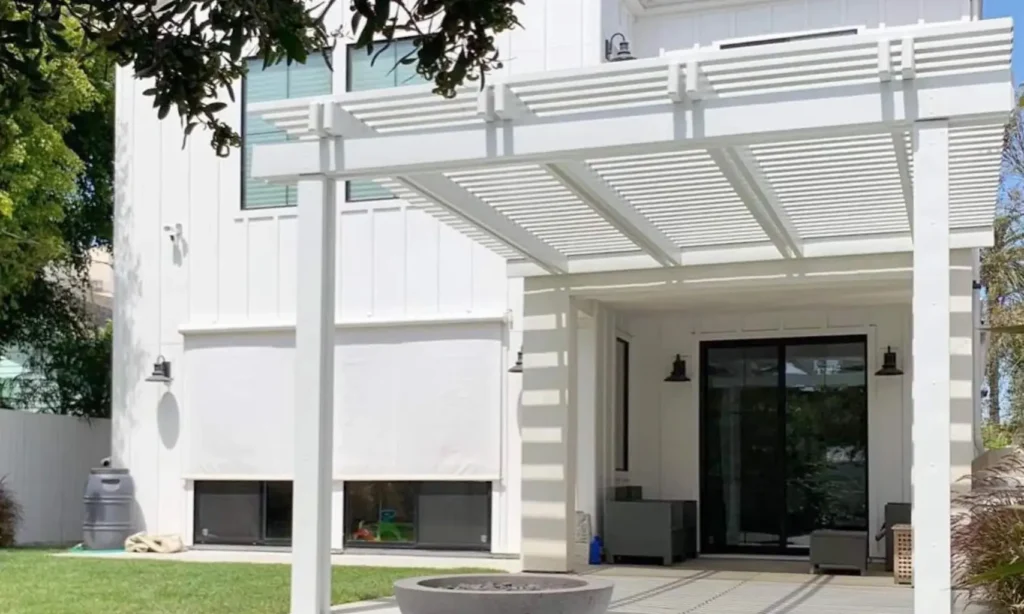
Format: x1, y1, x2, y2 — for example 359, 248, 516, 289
0, 549, 486, 614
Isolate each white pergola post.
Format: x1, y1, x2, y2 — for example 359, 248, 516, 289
520, 279, 578, 572
911, 120, 951, 614
291, 177, 337, 614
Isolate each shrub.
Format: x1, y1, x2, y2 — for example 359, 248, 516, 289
983, 421, 1018, 451
953, 451, 1024, 612
0, 476, 22, 547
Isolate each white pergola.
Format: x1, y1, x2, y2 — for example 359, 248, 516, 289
250, 18, 1014, 614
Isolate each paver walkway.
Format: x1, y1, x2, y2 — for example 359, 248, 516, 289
331, 567, 987, 614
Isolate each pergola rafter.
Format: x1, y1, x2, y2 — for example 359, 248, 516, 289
543, 161, 682, 267
250, 18, 1011, 276
394, 174, 569, 275
707, 147, 803, 258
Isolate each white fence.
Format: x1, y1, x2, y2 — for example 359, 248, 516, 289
0, 409, 110, 545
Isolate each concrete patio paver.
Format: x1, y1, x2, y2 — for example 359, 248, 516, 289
330, 570, 989, 614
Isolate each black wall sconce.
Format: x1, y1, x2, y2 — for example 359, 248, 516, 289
146, 356, 173, 383
875, 346, 904, 376
509, 349, 523, 373
605, 32, 636, 62
665, 354, 691, 382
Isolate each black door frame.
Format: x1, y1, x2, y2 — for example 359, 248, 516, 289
698, 335, 869, 556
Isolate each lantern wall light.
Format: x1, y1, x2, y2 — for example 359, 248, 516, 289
875, 346, 904, 376
509, 349, 523, 374
605, 33, 636, 62
146, 356, 173, 383
665, 354, 691, 382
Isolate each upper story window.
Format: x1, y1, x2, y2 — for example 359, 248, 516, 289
242, 53, 333, 210
716, 27, 859, 50
346, 39, 425, 202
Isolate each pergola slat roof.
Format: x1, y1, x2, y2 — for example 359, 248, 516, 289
252, 18, 1014, 276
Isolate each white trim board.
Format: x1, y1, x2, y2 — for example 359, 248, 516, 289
179, 312, 511, 335
183, 475, 502, 482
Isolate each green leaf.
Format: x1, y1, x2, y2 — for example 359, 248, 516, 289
229, 27, 244, 61
969, 560, 1024, 585
157, 100, 171, 120
357, 22, 376, 49
50, 34, 73, 53
373, 0, 391, 27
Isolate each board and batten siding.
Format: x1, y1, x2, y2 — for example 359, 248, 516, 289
113, 70, 515, 540
111, 0, 606, 545
632, 0, 973, 57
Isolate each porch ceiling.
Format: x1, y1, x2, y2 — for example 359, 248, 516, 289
593, 279, 912, 313
252, 19, 1013, 276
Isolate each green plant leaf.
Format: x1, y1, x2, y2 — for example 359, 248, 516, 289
970, 560, 1024, 585
373, 0, 391, 27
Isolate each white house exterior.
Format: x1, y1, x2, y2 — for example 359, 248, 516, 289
113, 1, 1011, 613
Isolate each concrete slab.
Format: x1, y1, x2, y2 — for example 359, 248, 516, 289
57, 550, 989, 613
329, 572, 989, 614
58, 548, 520, 572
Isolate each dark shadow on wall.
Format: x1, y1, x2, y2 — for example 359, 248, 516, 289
157, 391, 180, 449
111, 83, 151, 532
171, 227, 189, 266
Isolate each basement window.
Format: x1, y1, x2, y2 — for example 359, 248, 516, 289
715, 27, 860, 50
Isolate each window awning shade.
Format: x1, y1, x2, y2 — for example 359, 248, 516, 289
184, 323, 503, 479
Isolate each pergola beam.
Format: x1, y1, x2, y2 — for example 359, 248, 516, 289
505, 228, 994, 276
395, 174, 569, 275
251, 73, 1009, 183
708, 147, 803, 258
543, 162, 682, 267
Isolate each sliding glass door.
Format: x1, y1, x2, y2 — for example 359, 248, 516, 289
700, 336, 867, 555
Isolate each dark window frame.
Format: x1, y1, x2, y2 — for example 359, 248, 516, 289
615, 337, 630, 472
697, 334, 870, 556
717, 27, 859, 50
342, 480, 492, 551
193, 480, 293, 546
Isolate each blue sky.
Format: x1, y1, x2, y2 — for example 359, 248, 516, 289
983, 0, 1023, 84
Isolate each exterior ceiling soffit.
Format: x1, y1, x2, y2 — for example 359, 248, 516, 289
627, 0, 776, 17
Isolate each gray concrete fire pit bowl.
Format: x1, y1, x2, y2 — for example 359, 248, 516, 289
393, 574, 614, 614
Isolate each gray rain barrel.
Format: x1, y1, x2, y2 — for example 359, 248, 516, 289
83, 467, 134, 550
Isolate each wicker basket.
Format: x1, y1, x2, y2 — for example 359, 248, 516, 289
892, 524, 913, 585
